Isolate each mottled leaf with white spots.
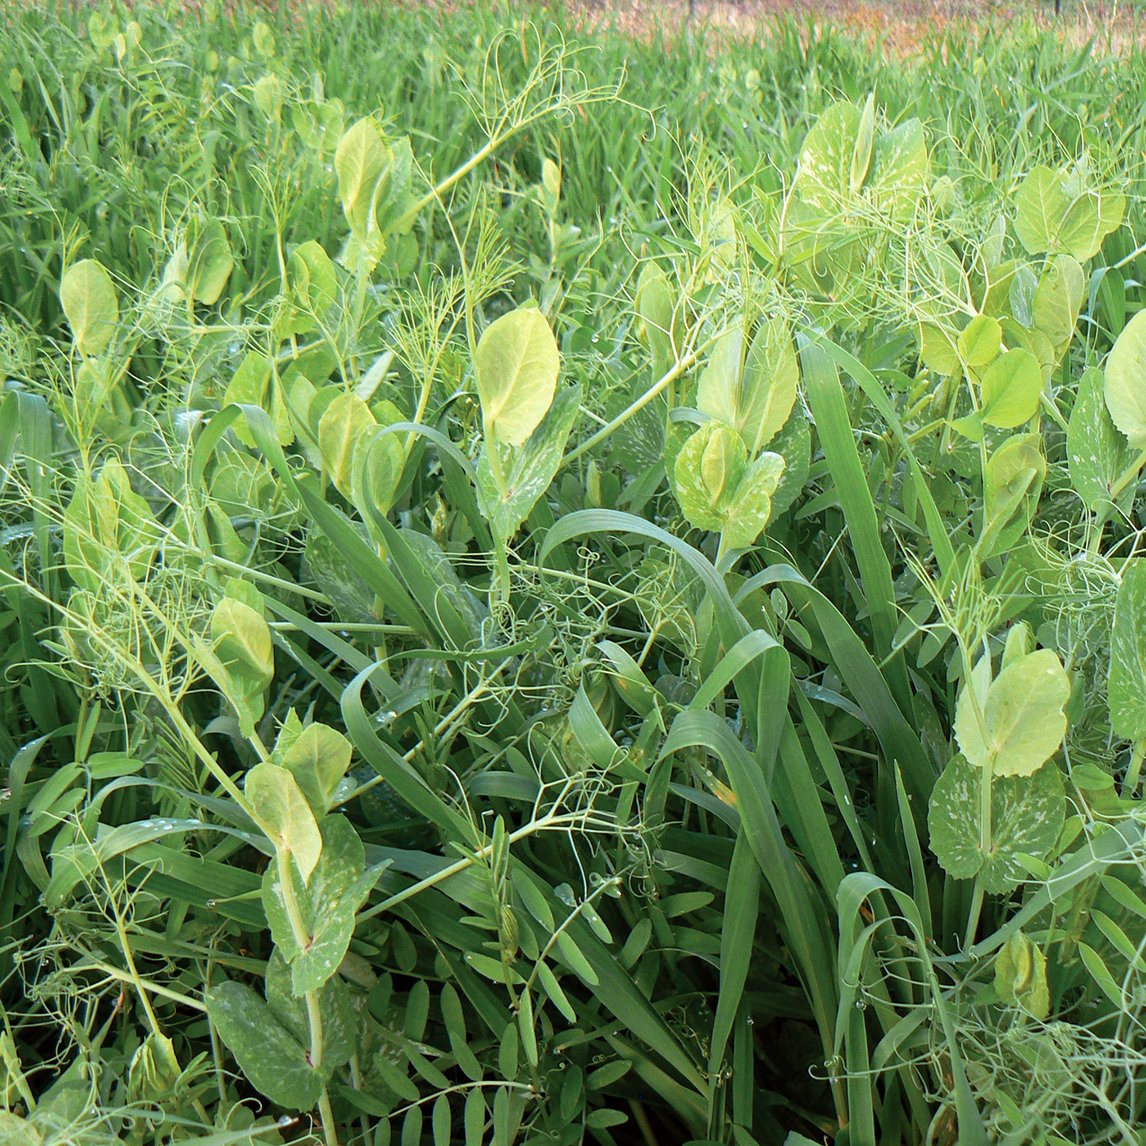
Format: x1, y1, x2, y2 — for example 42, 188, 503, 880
928, 753, 1065, 892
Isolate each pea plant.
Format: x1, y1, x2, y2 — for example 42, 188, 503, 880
1, 6, 1145, 1146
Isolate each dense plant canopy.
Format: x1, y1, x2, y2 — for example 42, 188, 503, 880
1, 4, 1145, 1145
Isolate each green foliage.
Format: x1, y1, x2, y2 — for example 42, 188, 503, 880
2, 5, 1145, 1146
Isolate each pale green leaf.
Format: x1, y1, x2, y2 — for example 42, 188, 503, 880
958, 315, 1001, 370
697, 317, 798, 454
279, 721, 354, 815
954, 649, 1070, 777
1105, 309, 1146, 448
1032, 254, 1084, 355
793, 101, 860, 213
721, 451, 785, 549
0, 1114, 41, 1146
1068, 366, 1135, 513
634, 262, 675, 376
980, 348, 1041, 428
981, 433, 1045, 556
60, 259, 119, 356
319, 392, 376, 498
186, 219, 234, 306
335, 117, 390, 240
928, 754, 1065, 892
63, 459, 158, 592
245, 763, 322, 882
849, 92, 875, 192
768, 405, 810, 520
672, 421, 747, 534
475, 384, 580, 541
869, 117, 928, 222
263, 816, 385, 993
475, 308, 561, 447
206, 980, 323, 1110
1109, 560, 1146, 742
994, 931, 1050, 1018
211, 597, 274, 688
1014, 165, 1123, 261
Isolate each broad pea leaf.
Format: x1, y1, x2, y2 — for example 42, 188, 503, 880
252, 74, 283, 120
278, 720, 354, 815
958, 315, 1001, 369
1013, 165, 1124, 261
994, 931, 1050, 1018
263, 816, 385, 993
63, 459, 158, 592
540, 157, 561, 212
336, 117, 391, 241
672, 421, 746, 533
697, 316, 798, 454
265, 950, 357, 1070
394, 527, 486, 642
476, 384, 580, 541
672, 421, 784, 546
127, 1032, 180, 1106
71, 356, 132, 434
281, 239, 338, 335
978, 257, 1018, 318
224, 351, 293, 446
919, 322, 961, 376
186, 219, 234, 306
206, 979, 324, 1110
371, 136, 415, 238
792, 101, 859, 212
88, 9, 116, 50
954, 648, 1070, 777
1068, 366, 1135, 513
211, 596, 274, 695
1032, 253, 1084, 356
720, 451, 786, 549
849, 92, 875, 193
319, 392, 376, 498
476, 307, 561, 447
295, 240, 338, 310
246, 763, 322, 883
980, 348, 1041, 428
1109, 559, 1146, 743
634, 262, 675, 377
609, 375, 667, 472
0, 1114, 41, 1146
304, 527, 378, 624
928, 753, 1065, 892
980, 433, 1045, 557
60, 259, 118, 356
1001, 621, 1033, 670
768, 405, 811, 520
869, 116, 928, 222
353, 423, 406, 521
1104, 309, 1146, 448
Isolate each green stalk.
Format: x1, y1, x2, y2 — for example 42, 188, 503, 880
276, 848, 339, 1146
560, 341, 715, 470
1123, 740, 1145, 797
1107, 448, 1146, 503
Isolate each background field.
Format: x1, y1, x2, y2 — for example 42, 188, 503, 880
1, 3, 1145, 1145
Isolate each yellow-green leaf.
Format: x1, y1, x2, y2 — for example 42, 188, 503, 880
475, 308, 560, 447
60, 259, 119, 356
246, 762, 322, 882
